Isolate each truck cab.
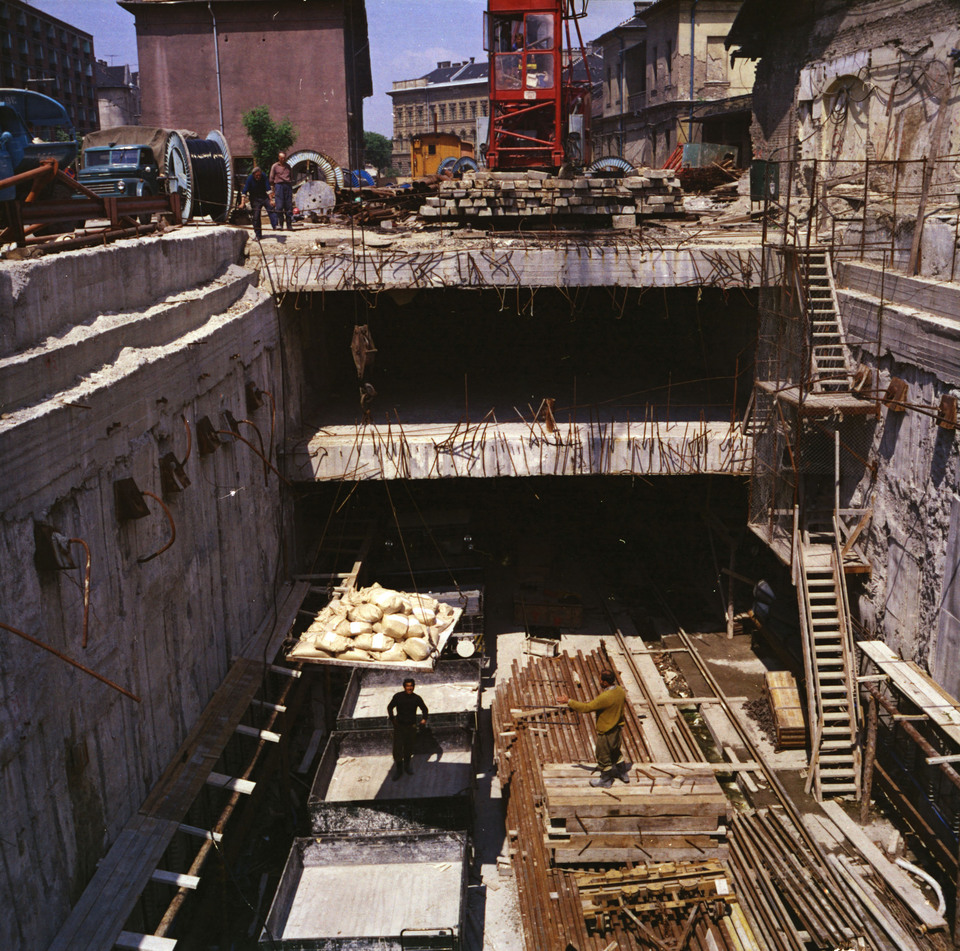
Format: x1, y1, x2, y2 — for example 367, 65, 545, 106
78, 145, 159, 198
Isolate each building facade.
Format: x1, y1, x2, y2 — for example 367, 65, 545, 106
591, 2, 650, 167
0, 0, 99, 134
96, 61, 140, 129
389, 59, 489, 176
613, 0, 755, 167
120, 0, 372, 171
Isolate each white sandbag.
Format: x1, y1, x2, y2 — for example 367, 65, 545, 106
426, 627, 440, 648
370, 632, 395, 652
333, 617, 353, 637
338, 647, 373, 661
381, 613, 412, 639
319, 631, 351, 653
369, 589, 405, 615
289, 642, 332, 659
402, 637, 432, 662
327, 599, 349, 617
349, 620, 374, 636
349, 602, 383, 624
378, 644, 408, 662
437, 602, 454, 619
354, 632, 396, 652
410, 605, 437, 626
405, 618, 425, 639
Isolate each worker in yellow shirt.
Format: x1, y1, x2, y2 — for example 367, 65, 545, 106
557, 670, 630, 787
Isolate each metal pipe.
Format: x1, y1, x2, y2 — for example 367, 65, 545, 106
137, 490, 177, 564
207, 2, 225, 132
896, 858, 946, 917
687, 0, 700, 142
0, 620, 140, 702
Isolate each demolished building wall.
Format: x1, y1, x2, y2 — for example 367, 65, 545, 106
0, 231, 291, 949
731, 0, 960, 692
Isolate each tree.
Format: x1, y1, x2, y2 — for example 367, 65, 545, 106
242, 106, 297, 170
363, 131, 393, 173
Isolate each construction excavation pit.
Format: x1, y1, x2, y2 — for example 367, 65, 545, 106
7, 154, 960, 950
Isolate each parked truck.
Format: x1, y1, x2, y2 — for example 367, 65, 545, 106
78, 126, 233, 222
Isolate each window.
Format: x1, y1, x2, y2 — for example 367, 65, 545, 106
706, 37, 727, 84
666, 40, 673, 81
470, 100, 477, 118
439, 103, 446, 120
481, 100, 487, 117
82, 39, 90, 54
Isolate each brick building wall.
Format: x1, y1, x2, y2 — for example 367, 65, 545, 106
121, 0, 371, 170
0, 0, 99, 134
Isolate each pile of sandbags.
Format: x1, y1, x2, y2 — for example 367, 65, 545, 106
288, 583, 455, 664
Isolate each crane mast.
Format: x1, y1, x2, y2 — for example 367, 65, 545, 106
483, 0, 592, 171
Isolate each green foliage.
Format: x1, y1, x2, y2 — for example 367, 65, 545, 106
242, 105, 297, 170
363, 131, 393, 172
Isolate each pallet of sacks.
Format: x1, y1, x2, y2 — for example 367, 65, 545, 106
286, 583, 461, 670
542, 763, 730, 864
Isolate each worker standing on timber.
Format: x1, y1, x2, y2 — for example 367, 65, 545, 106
269, 150, 294, 231
387, 678, 428, 780
557, 670, 630, 787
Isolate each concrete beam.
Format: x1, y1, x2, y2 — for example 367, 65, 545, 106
252, 239, 764, 293
289, 419, 751, 481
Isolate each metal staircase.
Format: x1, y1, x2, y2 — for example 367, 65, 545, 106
801, 247, 855, 394
797, 522, 861, 800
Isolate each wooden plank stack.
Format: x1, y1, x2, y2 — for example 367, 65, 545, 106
542, 763, 731, 864
764, 670, 806, 749
419, 169, 683, 224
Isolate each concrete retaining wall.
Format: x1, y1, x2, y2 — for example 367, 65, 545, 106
0, 231, 289, 949
0, 228, 247, 356
836, 261, 960, 693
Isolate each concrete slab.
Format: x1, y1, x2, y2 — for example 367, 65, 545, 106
290, 418, 751, 481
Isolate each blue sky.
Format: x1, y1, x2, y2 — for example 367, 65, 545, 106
29, 0, 635, 135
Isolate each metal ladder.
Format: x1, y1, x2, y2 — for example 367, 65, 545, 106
801, 247, 855, 394
798, 531, 861, 800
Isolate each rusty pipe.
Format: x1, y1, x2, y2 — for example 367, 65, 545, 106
179, 415, 193, 466
67, 537, 92, 648
0, 620, 140, 702
137, 491, 177, 564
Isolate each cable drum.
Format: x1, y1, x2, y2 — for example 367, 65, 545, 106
162, 129, 233, 222
186, 130, 233, 221
287, 149, 344, 189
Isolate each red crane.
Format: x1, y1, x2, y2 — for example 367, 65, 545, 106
484, 0, 593, 171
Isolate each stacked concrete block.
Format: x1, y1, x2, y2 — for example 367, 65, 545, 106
419, 169, 682, 223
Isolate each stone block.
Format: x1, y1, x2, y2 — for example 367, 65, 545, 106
612, 214, 636, 229
420, 205, 440, 217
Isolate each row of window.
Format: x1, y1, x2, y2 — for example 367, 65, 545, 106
392, 131, 474, 148
0, 9, 92, 55
4, 38, 94, 74
394, 99, 488, 126
4, 63, 95, 101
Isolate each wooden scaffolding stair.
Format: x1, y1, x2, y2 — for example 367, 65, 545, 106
797, 527, 861, 800
801, 247, 855, 394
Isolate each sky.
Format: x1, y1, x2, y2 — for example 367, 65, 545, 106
28, 0, 637, 136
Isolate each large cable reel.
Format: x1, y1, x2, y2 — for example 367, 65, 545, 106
286, 149, 344, 189
164, 131, 194, 220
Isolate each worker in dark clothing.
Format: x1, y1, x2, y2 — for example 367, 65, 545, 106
387, 678, 428, 779
240, 166, 276, 239
557, 669, 630, 787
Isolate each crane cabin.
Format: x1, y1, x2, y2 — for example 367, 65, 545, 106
483, 0, 591, 171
